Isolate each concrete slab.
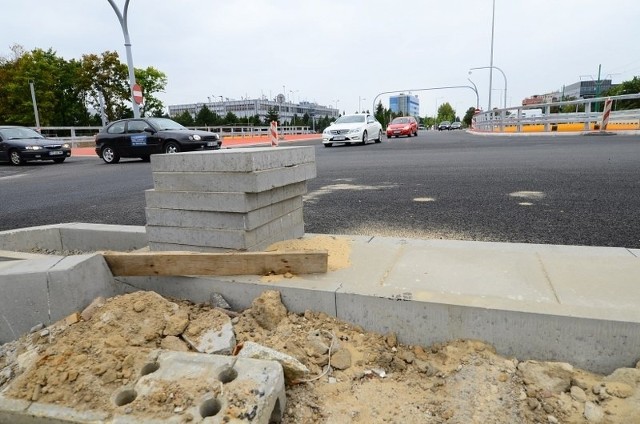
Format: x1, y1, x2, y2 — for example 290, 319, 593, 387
144, 182, 307, 213
152, 162, 316, 193
150, 146, 314, 173
0, 225, 63, 252
539, 253, 640, 310
145, 196, 303, 231
0, 350, 285, 423
147, 223, 305, 253
146, 208, 303, 249
59, 223, 148, 252
378, 243, 558, 303
46, 254, 117, 323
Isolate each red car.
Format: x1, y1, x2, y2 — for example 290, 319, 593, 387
386, 116, 418, 138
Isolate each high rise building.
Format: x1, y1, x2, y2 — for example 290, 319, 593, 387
389, 93, 420, 116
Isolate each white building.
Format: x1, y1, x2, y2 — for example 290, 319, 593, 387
168, 96, 339, 124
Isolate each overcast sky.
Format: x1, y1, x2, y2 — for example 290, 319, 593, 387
2, 0, 640, 117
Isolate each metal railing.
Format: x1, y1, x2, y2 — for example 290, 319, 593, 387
472, 93, 640, 133
33, 125, 314, 146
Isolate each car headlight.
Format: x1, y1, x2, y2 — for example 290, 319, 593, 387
348, 127, 360, 134
322, 129, 331, 135
404, 126, 411, 130
62, 143, 70, 148
25, 145, 43, 150
189, 134, 202, 141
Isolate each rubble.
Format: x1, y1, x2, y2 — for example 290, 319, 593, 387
1, 290, 639, 423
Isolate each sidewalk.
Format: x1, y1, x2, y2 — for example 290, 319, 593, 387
72, 134, 320, 157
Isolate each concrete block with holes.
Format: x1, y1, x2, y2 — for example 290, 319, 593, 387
145, 146, 315, 252
0, 350, 286, 423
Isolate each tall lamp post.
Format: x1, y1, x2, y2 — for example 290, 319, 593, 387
359, 96, 366, 113
107, 0, 140, 118
488, 0, 496, 111
469, 66, 507, 108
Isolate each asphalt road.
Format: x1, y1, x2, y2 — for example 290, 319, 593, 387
1, 131, 639, 248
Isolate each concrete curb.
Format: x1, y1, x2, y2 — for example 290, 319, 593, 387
1, 224, 639, 374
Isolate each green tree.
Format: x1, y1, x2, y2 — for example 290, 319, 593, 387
607, 76, 640, 109
437, 102, 455, 123
135, 66, 167, 117
194, 105, 217, 126
80, 51, 130, 122
462, 107, 476, 127
173, 110, 194, 126
264, 107, 279, 125
223, 111, 239, 125
374, 101, 387, 127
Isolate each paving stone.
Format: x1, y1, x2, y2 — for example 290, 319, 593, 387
150, 146, 315, 173
144, 182, 307, 213
146, 208, 303, 250
145, 196, 303, 231
152, 162, 316, 193
0, 350, 285, 423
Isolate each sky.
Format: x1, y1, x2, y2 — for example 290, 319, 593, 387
2, 0, 640, 118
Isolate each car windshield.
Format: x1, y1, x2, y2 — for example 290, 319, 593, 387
334, 115, 365, 124
391, 118, 409, 124
0, 127, 44, 140
146, 118, 187, 131
440, 121, 451, 125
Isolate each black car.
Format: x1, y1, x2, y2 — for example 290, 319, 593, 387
450, 122, 463, 130
437, 121, 451, 131
0, 126, 71, 166
94, 117, 222, 164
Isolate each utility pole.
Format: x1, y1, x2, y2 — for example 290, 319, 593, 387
107, 0, 140, 118
488, 0, 496, 111
595, 64, 602, 112
28, 79, 40, 129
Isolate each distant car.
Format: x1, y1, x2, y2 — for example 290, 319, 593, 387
95, 117, 222, 164
386, 116, 418, 138
438, 121, 451, 131
450, 122, 463, 130
0, 126, 71, 166
322, 114, 383, 147
418, 125, 426, 131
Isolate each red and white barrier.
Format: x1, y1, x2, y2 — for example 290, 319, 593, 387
270, 121, 279, 147
600, 98, 613, 131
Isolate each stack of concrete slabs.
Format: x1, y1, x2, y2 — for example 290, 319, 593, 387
145, 146, 316, 252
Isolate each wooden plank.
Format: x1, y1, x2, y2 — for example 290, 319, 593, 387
101, 250, 328, 276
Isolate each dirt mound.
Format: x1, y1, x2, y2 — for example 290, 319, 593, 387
1, 290, 639, 423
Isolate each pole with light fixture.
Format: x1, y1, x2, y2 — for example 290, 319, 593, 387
107, 0, 140, 118
469, 66, 507, 108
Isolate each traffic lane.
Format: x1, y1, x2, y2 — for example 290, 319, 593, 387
306, 133, 640, 248
0, 156, 152, 230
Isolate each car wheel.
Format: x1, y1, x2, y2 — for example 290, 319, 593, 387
360, 131, 367, 145
140, 155, 151, 162
9, 149, 24, 166
53, 158, 66, 164
164, 141, 180, 154
375, 130, 382, 143
101, 146, 120, 164
324, 143, 333, 148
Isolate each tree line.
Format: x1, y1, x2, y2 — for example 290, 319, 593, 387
0, 45, 167, 128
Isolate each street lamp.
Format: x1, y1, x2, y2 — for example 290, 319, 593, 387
469, 66, 507, 108
359, 96, 366, 113
107, 0, 140, 118
488, 0, 496, 110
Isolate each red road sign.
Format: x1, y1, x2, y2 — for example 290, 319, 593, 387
132, 84, 143, 105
